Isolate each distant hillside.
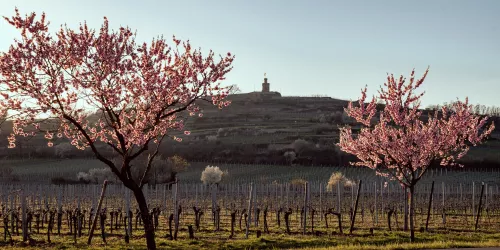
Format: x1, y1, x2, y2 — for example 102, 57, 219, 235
173, 92, 500, 167
1, 92, 499, 168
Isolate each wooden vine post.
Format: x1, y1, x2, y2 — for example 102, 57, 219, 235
253, 185, 257, 227
472, 182, 475, 219
87, 180, 108, 245
21, 190, 27, 242
319, 183, 323, 222
173, 182, 180, 239
442, 182, 446, 226
245, 183, 253, 239
303, 181, 309, 235
349, 180, 362, 234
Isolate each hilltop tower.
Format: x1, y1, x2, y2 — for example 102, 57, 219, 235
262, 73, 270, 92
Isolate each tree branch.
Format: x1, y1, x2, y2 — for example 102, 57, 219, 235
139, 135, 165, 188
62, 114, 123, 180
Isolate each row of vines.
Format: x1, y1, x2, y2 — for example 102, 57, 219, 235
0, 178, 499, 244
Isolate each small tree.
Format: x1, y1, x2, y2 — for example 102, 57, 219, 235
338, 68, 494, 241
291, 139, 311, 156
78, 155, 189, 185
163, 155, 189, 181
227, 84, 242, 94
200, 165, 224, 185
283, 151, 296, 165
290, 178, 306, 188
77, 167, 114, 184
325, 171, 354, 192
145, 154, 189, 184
0, 9, 234, 249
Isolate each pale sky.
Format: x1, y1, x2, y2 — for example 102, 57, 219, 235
1, 0, 499, 107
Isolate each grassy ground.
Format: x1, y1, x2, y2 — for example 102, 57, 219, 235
2, 228, 500, 249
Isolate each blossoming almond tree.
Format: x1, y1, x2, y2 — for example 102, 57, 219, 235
0, 9, 234, 249
338, 68, 494, 241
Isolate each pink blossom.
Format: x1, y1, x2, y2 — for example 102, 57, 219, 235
338, 67, 494, 188
0, 10, 234, 154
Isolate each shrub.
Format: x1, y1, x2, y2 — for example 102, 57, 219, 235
200, 165, 224, 185
331, 111, 343, 123
77, 167, 114, 184
326, 171, 355, 192
291, 139, 312, 155
344, 179, 357, 187
317, 111, 343, 124
167, 155, 189, 173
207, 135, 218, 142
283, 151, 296, 165
110, 155, 189, 185
290, 178, 307, 187
154, 155, 190, 183
76, 172, 92, 184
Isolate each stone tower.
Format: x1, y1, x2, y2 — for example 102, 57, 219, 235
262, 73, 270, 92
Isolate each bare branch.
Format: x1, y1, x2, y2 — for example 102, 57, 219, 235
139, 136, 165, 188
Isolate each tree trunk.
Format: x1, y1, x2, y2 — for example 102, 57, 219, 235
387, 208, 393, 231
409, 185, 415, 242
404, 186, 408, 231
284, 208, 292, 234
475, 183, 485, 231
133, 187, 156, 250
230, 211, 236, 238
188, 225, 195, 239
425, 181, 434, 231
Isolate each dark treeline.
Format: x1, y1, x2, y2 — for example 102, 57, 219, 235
426, 102, 500, 117
1, 137, 499, 170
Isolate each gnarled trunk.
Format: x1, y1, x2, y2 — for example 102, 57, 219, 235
133, 187, 156, 250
